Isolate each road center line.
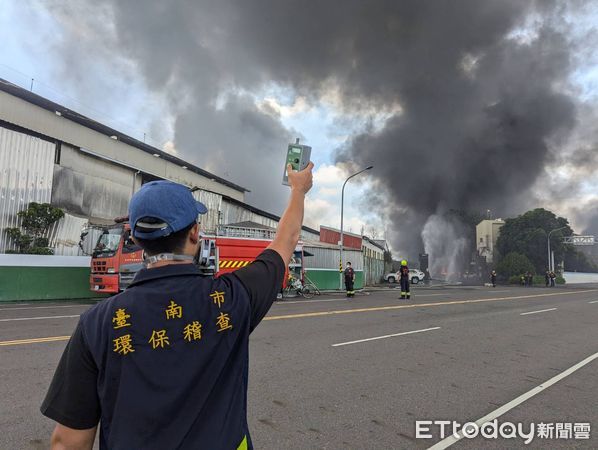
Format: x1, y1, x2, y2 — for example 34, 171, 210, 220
277, 298, 350, 305
0, 304, 90, 312
520, 308, 557, 316
427, 349, 598, 449
0, 315, 80, 322
264, 289, 597, 321
413, 293, 445, 297
2, 289, 596, 347
332, 327, 441, 347
0, 335, 71, 346
588, 300, 598, 304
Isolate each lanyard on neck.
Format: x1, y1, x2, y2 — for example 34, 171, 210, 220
144, 253, 194, 266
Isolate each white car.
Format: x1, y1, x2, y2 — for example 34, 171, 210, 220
385, 269, 425, 285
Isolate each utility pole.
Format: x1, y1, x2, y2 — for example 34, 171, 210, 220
339, 165, 373, 289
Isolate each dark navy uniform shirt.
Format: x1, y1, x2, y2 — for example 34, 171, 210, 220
41, 249, 284, 450
344, 267, 354, 281
400, 266, 409, 279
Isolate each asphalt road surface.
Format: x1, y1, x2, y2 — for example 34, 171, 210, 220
1, 284, 597, 449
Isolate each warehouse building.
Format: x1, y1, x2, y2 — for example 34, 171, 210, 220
0, 78, 321, 300
301, 226, 386, 290
0, 78, 319, 256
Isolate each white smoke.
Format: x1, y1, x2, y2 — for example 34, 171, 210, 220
421, 214, 468, 281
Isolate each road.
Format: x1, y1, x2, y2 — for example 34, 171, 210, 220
1, 284, 597, 449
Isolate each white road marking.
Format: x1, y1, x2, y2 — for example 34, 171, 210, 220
485, 290, 511, 293
427, 349, 598, 449
277, 298, 349, 305
413, 293, 445, 297
520, 308, 557, 316
0, 315, 80, 322
588, 300, 598, 304
0, 304, 90, 312
332, 327, 441, 347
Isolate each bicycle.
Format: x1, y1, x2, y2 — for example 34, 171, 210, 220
282, 275, 321, 299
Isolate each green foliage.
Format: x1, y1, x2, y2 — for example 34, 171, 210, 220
3, 202, 63, 254
508, 275, 523, 285
508, 274, 565, 285
496, 252, 535, 278
564, 248, 598, 273
495, 208, 572, 273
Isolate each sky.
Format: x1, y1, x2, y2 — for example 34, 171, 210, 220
1, 1, 598, 263
0, 1, 382, 238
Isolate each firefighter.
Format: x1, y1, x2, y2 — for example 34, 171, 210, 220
344, 261, 355, 297
399, 259, 410, 299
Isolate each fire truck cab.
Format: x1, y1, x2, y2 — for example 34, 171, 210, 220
89, 218, 143, 293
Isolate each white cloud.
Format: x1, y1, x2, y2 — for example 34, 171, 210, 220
313, 163, 346, 186
259, 95, 312, 118
304, 162, 384, 239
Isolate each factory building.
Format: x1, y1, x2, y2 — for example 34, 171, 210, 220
0, 78, 319, 256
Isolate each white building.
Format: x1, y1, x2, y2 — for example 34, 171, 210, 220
476, 219, 505, 264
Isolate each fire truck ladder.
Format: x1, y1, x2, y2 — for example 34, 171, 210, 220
216, 224, 276, 240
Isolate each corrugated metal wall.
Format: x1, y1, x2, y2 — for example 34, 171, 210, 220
304, 246, 363, 271
0, 126, 55, 252
52, 144, 132, 221
364, 256, 384, 285
0, 90, 246, 201
192, 190, 223, 233
0, 125, 320, 255
48, 213, 89, 256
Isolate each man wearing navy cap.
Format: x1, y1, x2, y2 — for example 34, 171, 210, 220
41, 163, 314, 450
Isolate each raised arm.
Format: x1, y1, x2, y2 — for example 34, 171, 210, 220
268, 162, 314, 264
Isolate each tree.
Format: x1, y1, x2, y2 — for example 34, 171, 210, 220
495, 208, 572, 273
564, 248, 598, 273
4, 202, 64, 255
495, 252, 535, 277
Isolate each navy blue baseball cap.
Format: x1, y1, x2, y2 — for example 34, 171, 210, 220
128, 180, 208, 240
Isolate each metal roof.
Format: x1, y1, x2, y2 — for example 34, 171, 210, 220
0, 78, 248, 193
219, 192, 320, 236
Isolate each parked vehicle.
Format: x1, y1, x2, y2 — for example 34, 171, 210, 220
384, 268, 425, 285
88, 219, 301, 294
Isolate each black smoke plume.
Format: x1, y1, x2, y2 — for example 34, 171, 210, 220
41, 0, 592, 265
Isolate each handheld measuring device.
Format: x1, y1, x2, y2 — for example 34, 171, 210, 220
282, 138, 311, 186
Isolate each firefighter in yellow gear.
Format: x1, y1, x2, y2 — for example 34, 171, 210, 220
399, 260, 410, 299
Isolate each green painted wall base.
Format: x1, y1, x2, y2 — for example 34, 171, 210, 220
0, 266, 107, 302
305, 269, 363, 291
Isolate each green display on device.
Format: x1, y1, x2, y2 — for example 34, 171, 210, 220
282, 141, 311, 186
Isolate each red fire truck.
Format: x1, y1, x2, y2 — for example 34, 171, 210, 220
89, 220, 302, 294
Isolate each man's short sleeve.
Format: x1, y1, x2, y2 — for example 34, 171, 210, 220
41, 320, 100, 429
232, 249, 285, 331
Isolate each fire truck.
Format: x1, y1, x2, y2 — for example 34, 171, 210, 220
88, 219, 302, 294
